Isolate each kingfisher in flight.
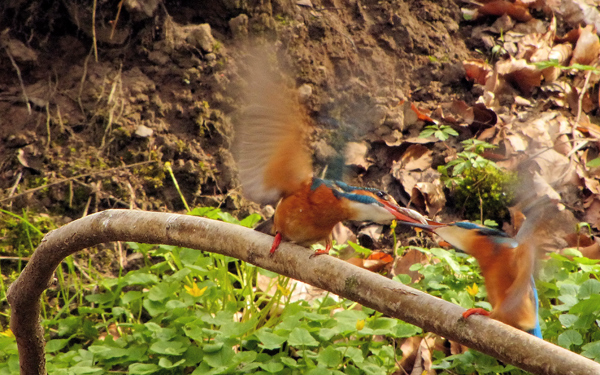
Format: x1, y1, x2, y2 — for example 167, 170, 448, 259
396, 197, 554, 338
233, 66, 427, 255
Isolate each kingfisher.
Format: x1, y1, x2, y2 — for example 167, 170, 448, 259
233, 70, 427, 256
397, 198, 553, 338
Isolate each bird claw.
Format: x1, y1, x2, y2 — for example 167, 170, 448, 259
461, 307, 491, 320
269, 232, 283, 256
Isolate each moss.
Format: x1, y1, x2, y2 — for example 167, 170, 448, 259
0, 211, 56, 257
451, 164, 517, 223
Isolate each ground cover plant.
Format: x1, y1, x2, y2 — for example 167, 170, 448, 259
1, 208, 599, 375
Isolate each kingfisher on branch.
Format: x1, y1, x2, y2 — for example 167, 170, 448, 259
396, 197, 555, 338
233, 68, 427, 256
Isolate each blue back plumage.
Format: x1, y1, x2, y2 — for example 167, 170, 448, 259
310, 178, 382, 206
529, 276, 543, 338
452, 222, 518, 249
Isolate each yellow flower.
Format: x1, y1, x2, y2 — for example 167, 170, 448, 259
466, 283, 479, 297
276, 283, 291, 297
356, 319, 365, 331
185, 283, 207, 297
0, 329, 14, 338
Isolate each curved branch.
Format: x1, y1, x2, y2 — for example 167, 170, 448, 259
7, 209, 600, 375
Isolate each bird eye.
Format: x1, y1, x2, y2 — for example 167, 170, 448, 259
376, 191, 386, 199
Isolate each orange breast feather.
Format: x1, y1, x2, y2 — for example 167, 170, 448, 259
273, 182, 350, 246
471, 236, 536, 331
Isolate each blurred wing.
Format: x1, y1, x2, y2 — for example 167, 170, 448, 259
495, 196, 556, 336
494, 240, 538, 333
234, 76, 313, 205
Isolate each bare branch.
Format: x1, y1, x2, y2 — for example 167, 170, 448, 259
7, 209, 600, 375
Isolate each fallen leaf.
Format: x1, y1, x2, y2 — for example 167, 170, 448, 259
496, 58, 543, 94
398, 144, 433, 171
392, 248, 429, 283
411, 181, 446, 217
345, 142, 372, 170
583, 198, 600, 230
570, 25, 600, 66
477, 1, 533, 22
464, 59, 492, 85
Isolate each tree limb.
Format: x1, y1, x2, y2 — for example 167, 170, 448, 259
7, 209, 600, 375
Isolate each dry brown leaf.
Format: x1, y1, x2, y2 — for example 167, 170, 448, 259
560, 0, 600, 32
549, 43, 573, 64
399, 336, 422, 371
496, 58, 543, 94
583, 198, 600, 230
477, 1, 533, 22
464, 59, 492, 85
344, 142, 372, 170
392, 248, 429, 282
564, 232, 596, 248
576, 118, 600, 138
570, 25, 600, 66
399, 144, 433, 171
580, 242, 600, 259
411, 181, 446, 217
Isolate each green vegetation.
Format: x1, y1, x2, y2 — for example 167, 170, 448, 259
439, 139, 517, 223
1, 207, 599, 374
419, 124, 459, 141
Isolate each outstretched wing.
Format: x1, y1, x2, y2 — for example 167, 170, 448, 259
234, 65, 313, 205
494, 195, 557, 337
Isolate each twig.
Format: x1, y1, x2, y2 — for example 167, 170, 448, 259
5, 47, 31, 115
77, 49, 93, 115
91, 0, 98, 62
0, 160, 157, 204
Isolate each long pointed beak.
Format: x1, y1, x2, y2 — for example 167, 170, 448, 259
381, 201, 428, 225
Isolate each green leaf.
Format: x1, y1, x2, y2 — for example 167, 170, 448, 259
158, 357, 186, 369
88, 345, 130, 359
571, 294, 600, 315
558, 330, 583, 349
46, 339, 70, 353
587, 157, 600, 167
149, 340, 187, 356
318, 346, 342, 368
389, 322, 422, 338
332, 310, 368, 334
288, 327, 319, 347
558, 314, 578, 328
578, 279, 600, 299
582, 341, 600, 361
179, 248, 203, 266
128, 363, 160, 374
281, 356, 299, 368
148, 282, 179, 302
356, 360, 386, 375
58, 316, 82, 336
203, 345, 235, 368
347, 241, 372, 256
123, 272, 160, 286
366, 317, 397, 335
240, 213, 262, 228
85, 293, 114, 305
69, 366, 104, 375
255, 329, 287, 350
430, 248, 461, 273
343, 347, 364, 364
220, 319, 257, 338
259, 361, 285, 373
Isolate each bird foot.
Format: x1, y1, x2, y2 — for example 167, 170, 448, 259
309, 240, 332, 259
462, 308, 491, 320
269, 232, 283, 256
